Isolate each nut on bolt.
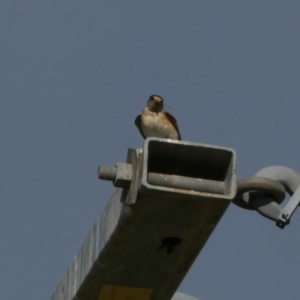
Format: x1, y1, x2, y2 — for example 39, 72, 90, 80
98, 163, 133, 188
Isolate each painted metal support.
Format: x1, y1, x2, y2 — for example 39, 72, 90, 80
50, 138, 237, 300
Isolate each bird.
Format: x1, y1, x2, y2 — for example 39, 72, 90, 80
135, 95, 181, 140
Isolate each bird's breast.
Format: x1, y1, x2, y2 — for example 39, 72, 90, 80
141, 111, 178, 139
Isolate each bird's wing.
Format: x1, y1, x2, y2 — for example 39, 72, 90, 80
165, 111, 181, 140
134, 114, 146, 139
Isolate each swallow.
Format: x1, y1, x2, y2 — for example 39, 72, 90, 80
135, 95, 181, 140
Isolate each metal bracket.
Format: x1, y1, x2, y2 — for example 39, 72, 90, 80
277, 185, 300, 228
256, 166, 300, 229
233, 166, 300, 229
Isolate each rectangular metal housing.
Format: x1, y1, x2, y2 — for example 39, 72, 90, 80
141, 138, 236, 197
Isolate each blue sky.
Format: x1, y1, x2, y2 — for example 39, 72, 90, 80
1, 2, 300, 299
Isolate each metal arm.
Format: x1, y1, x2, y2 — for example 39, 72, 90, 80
50, 137, 237, 300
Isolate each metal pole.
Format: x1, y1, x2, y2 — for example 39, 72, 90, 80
50, 138, 237, 300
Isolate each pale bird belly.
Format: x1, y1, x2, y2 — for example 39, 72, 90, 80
141, 113, 178, 139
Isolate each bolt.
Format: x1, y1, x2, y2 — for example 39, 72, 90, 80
98, 166, 117, 181
282, 212, 289, 220
98, 164, 133, 188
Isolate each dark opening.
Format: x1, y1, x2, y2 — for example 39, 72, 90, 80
147, 140, 233, 182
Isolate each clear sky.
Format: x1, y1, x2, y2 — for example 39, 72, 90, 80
1, 2, 300, 300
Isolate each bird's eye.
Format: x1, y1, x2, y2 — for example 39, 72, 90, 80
150, 96, 155, 100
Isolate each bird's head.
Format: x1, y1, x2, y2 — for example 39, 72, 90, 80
147, 95, 164, 112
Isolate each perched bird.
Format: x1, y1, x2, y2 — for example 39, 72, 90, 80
135, 95, 181, 140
